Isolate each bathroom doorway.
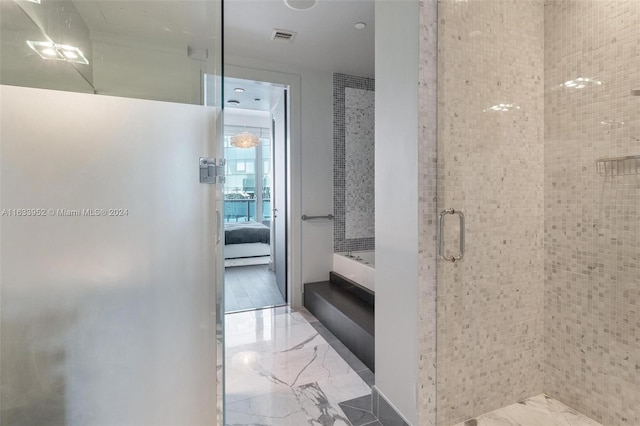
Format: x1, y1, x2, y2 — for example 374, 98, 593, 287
223, 77, 289, 313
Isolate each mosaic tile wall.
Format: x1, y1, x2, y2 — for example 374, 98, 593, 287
345, 87, 375, 240
416, 0, 438, 425
543, 2, 640, 424
334, 73, 375, 253
435, 1, 546, 424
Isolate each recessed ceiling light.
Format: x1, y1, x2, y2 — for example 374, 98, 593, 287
284, 0, 317, 11
354, 22, 366, 30
27, 40, 89, 65
254, 98, 261, 102
234, 88, 245, 93
41, 48, 58, 57
227, 100, 240, 106
62, 50, 78, 59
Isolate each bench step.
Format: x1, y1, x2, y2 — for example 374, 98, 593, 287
304, 276, 374, 372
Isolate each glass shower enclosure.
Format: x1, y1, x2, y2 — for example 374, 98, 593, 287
435, 1, 639, 425
0, 1, 224, 424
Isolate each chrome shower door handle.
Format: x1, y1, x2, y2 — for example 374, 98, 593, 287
456, 210, 465, 261
438, 208, 465, 262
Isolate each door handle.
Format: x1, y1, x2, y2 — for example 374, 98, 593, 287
216, 209, 221, 245
438, 208, 465, 262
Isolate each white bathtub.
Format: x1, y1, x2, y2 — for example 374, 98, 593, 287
333, 250, 375, 292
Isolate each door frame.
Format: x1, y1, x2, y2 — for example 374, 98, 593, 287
223, 65, 302, 307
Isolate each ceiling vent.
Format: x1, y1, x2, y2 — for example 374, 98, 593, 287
271, 29, 296, 43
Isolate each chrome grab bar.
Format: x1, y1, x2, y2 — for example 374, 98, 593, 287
301, 214, 334, 221
438, 208, 465, 262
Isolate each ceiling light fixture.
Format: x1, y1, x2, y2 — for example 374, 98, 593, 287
41, 47, 57, 57
254, 98, 261, 102
230, 132, 260, 149
27, 41, 89, 65
62, 50, 78, 59
227, 100, 240, 106
234, 88, 245, 93
354, 22, 366, 30
284, 0, 317, 11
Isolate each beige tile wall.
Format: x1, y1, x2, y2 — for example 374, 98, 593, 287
543, 1, 640, 424
434, 1, 546, 424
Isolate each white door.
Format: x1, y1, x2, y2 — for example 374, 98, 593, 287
271, 89, 288, 300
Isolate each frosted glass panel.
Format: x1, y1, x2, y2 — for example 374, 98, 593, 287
1, 85, 219, 425
0, 0, 221, 105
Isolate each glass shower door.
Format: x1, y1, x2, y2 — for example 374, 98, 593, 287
436, 1, 639, 425
0, 1, 223, 424
436, 1, 546, 424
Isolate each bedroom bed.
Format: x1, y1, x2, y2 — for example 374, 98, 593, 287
224, 221, 271, 259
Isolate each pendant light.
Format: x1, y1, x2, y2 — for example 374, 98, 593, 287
230, 131, 260, 149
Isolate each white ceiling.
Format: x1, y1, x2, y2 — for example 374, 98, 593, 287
224, 0, 374, 78
224, 76, 285, 112
73, 1, 217, 49
73, 0, 375, 77
71, 0, 374, 112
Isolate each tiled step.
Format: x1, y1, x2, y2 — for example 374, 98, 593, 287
303, 273, 374, 372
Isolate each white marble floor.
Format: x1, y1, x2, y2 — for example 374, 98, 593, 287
454, 394, 602, 426
224, 306, 372, 425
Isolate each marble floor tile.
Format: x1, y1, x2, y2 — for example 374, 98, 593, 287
454, 394, 602, 426
339, 404, 377, 426
340, 395, 377, 426
225, 383, 351, 426
340, 394, 372, 411
224, 307, 371, 425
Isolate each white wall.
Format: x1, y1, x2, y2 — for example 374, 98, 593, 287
92, 34, 203, 104
224, 109, 270, 128
298, 68, 334, 286
224, 55, 334, 307
374, 1, 420, 424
